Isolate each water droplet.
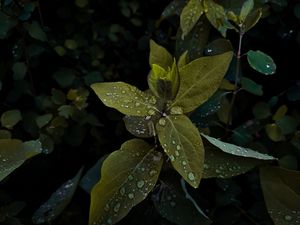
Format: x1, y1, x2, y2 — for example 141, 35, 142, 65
266, 64, 270, 68
135, 102, 141, 107
188, 172, 195, 181
149, 170, 157, 176
159, 118, 166, 126
284, 215, 293, 221
137, 180, 145, 188
104, 204, 110, 211
170, 201, 176, 207
175, 150, 180, 156
182, 161, 187, 166
107, 218, 112, 224
170, 106, 183, 115
119, 187, 126, 195
176, 145, 181, 150
148, 109, 155, 115
204, 164, 209, 169
113, 203, 121, 212
128, 175, 134, 181
169, 155, 175, 161
128, 193, 134, 199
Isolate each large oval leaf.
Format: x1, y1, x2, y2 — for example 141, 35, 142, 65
0, 139, 42, 182
201, 134, 276, 160
247, 50, 276, 75
180, 0, 204, 39
172, 51, 233, 113
32, 168, 83, 224
91, 82, 158, 116
149, 40, 173, 69
89, 139, 163, 225
260, 166, 300, 225
156, 115, 204, 188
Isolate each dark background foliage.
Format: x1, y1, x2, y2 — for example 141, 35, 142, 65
0, 0, 300, 224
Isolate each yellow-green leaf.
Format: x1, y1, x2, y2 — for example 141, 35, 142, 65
156, 115, 204, 188
265, 123, 284, 142
149, 40, 173, 70
89, 139, 163, 225
91, 82, 158, 116
172, 51, 233, 113
1, 110, 22, 129
0, 139, 42, 182
260, 166, 300, 225
180, 0, 204, 39
203, 145, 267, 179
273, 105, 288, 121
242, 8, 262, 32
239, 0, 254, 22
177, 51, 188, 68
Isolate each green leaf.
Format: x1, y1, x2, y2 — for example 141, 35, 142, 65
32, 168, 83, 224
84, 71, 103, 86
273, 105, 288, 121
203, 145, 267, 178
241, 77, 263, 96
0, 139, 42, 182
24, 21, 47, 42
260, 166, 300, 225
180, 0, 204, 39
247, 50, 276, 75
89, 139, 163, 225
265, 123, 284, 142
156, 114, 204, 188
0, 129, 11, 139
153, 171, 211, 225
204, 39, 233, 56
178, 51, 188, 68
252, 102, 271, 119
149, 40, 173, 70
242, 8, 262, 32
203, 0, 230, 37
161, 0, 187, 19
276, 115, 299, 135
0, 12, 17, 39
12, 62, 27, 80
1, 110, 22, 129
35, 114, 53, 128
91, 82, 158, 116
294, 3, 300, 19
172, 51, 233, 113
53, 69, 76, 88
201, 134, 276, 160
239, 0, 254, 22
58, 105, 75, 119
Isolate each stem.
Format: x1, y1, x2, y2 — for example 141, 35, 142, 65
225, 31, 244, 133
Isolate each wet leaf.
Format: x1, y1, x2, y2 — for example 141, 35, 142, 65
1, 110, 22, 129
203, 0, 230, 37
203, 145, 267, 178
180, 0, 204, 39
156, 114, 204, 188
79, 156, 107, 194
242, 8, 262, 32
239, 0, 254, 22
161, 0, 187, 18
149, 40, 173, 70
38, 134, 54, 154
260, 166, 300, 225
24, 21, 47, 42
204, 39, 233, 56
247, 50, 276, 75
35, 114, 53, 128
89, 139, 163, 225
252, 102, 271, 119
152, 172, 211, 225
32, 168, 83, 224
0, 139, 42, 182
265, 123, 284, 142
241, 77, 263, 96
12, 62, 27, 80
91, 82, 158, 116
201, 134, 276, 160
172, 51, 233, 113
273, 105, 288, 121
217, 95, 230, 124
123, 113, 160, 138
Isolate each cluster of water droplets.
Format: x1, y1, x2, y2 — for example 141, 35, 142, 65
268, 209, 300, 225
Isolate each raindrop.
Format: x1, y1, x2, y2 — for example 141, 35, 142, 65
148, 109, 155, 115
176, 145, 181, 150
158, 118, 166, 126
128, 193, 134, 199
104, 204, 110, 211
128, 175, 134, 181
119, 187, 126, 195
284, 215, 293, 221
182, 161, 187, 166
107, 218, 112, 224
113, 203, 121, 212
135, 102, 141, 107
137, 180, 145, 188
149, 170, 157, 176
175, 151, 180, 156
170, 106, 183, 115
169, 155, 175, 161
188, 172, 195, 181
266, 64, 270, 68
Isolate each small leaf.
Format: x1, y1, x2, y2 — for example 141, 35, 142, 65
273, 105, 288, 121
24, 21, 47, 42
35, 114, 53, 128
247, 50, 276, 75
260, 166, 300, 225
204, 39, 233, 56
156, 115, 204, 188
149, 40, 173, 70
91, 82, 158, 116
32, 168, 83, 224
89, 139, 163, 225
178, 51, 188, 68
252, 102, 271, 119
276, 115, 299, 135
0, 12, 17, 39
19, 2, 36, 21
1, 110, 22, 129
12, 62, 27, 80
201, 134, 276, 160
53, 69, 76, 88
242, 8, 262, 32
152, 172, 211, 225
203, 145, 267, 179
161, 0, 187, 19
173, 51, 233, 113
180, 0, 204, 39
58, 105, 75, 119
84, 71, 103, 86
265, 123, 284, 142
0, 129, 11, 139
217, 96, 230, 124
0, 139, 42, 182
241, 77, 263, 96
51, 89, 66, 105
239, 0, 254, 22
